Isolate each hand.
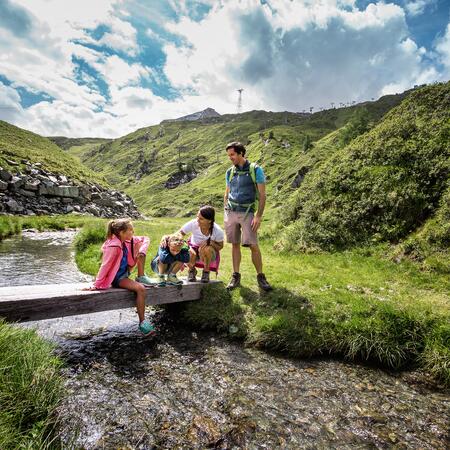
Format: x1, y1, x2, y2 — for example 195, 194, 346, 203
160, 235, 169, 248
251, 215, 262, 232
82, 286, 98, 291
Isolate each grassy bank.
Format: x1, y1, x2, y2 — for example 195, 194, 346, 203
0, 214, 103, 240
0, 320, 63, 449
75, 217, 450, 386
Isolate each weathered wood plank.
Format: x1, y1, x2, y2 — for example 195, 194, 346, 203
0, 280, 221, 322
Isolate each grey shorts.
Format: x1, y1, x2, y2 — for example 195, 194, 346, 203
224, 210, 258, 246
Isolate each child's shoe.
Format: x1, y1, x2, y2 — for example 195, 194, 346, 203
157, 274, 166, 287
167, 273, 183, 285
139, 319, 155, 336
136, 274, 156, 286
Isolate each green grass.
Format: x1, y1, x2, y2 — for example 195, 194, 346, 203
0, 320, 63, 449
0, 120, 107, 186
0, 214, 103, 241
74, 216, 450, 386
64, 90, 408, 217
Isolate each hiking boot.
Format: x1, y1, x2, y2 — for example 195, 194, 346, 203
136, 274, 155, 286
201, 270, 210, 283
157, 274, 166, 287
167, 273, 183, 285
188, 267, 197, 282
139, 319, 155, 336
226, 272, 241, 290
257, 273, 273, 291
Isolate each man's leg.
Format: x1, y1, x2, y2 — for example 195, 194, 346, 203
249, 244, 263, 274
231, 243, 241, 273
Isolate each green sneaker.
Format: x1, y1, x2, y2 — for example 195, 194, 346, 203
136, 274, 156, 286
157, 274, 166, 287
167, 273, 183, 285
139, 319, 155, 336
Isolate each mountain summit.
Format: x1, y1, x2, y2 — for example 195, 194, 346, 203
168, 107, 221, 122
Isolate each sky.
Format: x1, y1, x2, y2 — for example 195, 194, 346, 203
0, 0, 449, 138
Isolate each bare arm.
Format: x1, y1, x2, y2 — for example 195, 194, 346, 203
251, 183, 266, 232
224, 185, 230, 209
256, 183, 266, 218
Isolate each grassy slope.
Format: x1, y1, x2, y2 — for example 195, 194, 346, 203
0, 121, 107, 185
66, 92, 408, 216
279, 82, 450, 254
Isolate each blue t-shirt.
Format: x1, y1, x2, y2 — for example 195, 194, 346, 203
158, 246, 190, 264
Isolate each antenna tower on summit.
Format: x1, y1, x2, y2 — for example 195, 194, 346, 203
237, 88, 243, 114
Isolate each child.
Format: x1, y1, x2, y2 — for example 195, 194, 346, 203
151, 232, 190, 285
93, 218, 155, 335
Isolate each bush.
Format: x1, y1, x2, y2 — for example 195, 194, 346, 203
280, 82, 450, 252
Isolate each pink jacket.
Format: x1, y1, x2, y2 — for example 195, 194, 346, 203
93, 235, 150, 289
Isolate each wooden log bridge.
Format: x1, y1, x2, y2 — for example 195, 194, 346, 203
0, 280, 221, 322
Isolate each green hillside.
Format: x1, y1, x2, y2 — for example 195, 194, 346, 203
68, 91, 409, 216
279, 82, 450, 257
0, 121, 107, 185
48, 136, 111, 160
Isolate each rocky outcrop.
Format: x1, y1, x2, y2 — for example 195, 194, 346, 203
165, 170, 197, 189
0, 160, 141, 218
164, 107, 221, 123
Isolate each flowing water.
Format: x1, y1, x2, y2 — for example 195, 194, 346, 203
0, 230, 91, 286
2, 231, 449, 449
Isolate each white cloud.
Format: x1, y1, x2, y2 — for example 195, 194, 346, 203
436, 24, 450, 73
403, 0, 436, 16
0, 0, 448, 138
162, 0, 438, 113
0, 81, 24, 123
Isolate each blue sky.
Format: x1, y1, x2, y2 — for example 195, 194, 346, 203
0, 0, 449, 137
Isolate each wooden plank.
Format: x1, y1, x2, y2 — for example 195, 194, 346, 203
0, 280, 221, 322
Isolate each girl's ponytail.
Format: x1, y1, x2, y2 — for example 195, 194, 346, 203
106, 218, 132, 239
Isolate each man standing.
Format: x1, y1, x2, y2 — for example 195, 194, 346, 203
223, 142, 272, 291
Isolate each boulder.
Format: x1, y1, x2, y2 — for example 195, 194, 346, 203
6, 199, 23, 212
0, 168, 12, 182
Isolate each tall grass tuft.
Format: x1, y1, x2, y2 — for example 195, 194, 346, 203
0, 320, 63, 449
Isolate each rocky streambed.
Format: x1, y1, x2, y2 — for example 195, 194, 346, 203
22, 311, 449, 449
6, 230, 449, 449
